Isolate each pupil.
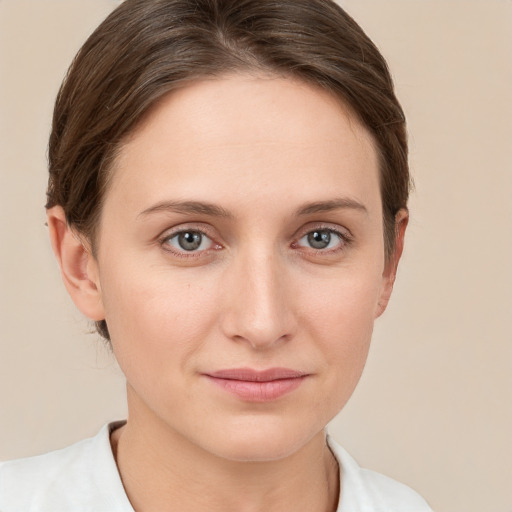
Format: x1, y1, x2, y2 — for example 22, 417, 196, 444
308, 230, 331, 249
178, 231, 202, 251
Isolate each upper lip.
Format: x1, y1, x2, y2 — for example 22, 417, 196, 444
206, 368, 308, 382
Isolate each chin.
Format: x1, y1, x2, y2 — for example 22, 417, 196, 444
196, 416, 323, 463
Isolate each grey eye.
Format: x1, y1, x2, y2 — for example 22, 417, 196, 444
298, 229, 342, 250
167, 231, 212, 252
308, 230, 331, 249
178, 232, 202, 251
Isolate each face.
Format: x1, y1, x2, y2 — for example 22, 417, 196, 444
89, 75, 397, 461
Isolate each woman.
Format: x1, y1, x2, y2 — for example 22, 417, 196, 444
0, 0, 432, 510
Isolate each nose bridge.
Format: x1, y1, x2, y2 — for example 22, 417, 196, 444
221, 243, 294, 349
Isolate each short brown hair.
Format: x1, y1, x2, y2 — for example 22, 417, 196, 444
47, 0, 409, 340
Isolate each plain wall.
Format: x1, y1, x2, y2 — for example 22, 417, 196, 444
0, 2, 511, 511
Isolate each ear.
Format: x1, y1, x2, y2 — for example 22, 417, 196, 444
375, 209, 409, 318
47, 206, 105, 321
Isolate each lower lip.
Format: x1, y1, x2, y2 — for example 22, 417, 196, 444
206, 376, 306, 402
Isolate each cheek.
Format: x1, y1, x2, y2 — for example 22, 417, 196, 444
301, 262, 382, 339
299, 267, 382, 395
99, 260, 221, 376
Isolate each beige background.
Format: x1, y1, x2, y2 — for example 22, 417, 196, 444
1, 1, 511, 511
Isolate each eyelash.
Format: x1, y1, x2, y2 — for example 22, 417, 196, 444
159, 225, 352, 259
293, 226, 352, 255
160, 227, 219, 259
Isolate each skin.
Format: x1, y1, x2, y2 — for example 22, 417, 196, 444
48, 74, 407, 512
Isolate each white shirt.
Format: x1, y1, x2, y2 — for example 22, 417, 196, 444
0, 421, 433, 511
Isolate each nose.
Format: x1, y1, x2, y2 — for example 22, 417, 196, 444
219, 248, 297, 350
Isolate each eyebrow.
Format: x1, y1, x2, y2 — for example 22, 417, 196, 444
137, 197, 367, 220
296, 197, 368, 216
137, 200, 233, 219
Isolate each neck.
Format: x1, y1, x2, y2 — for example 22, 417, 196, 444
111, 394, 339, 512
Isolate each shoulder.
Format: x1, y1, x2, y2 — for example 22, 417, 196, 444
328, 436, 434, 512
0, 421, 132, 512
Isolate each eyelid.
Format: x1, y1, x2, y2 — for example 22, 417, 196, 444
159, 224, 222, 258
157, 222, 352, 259
292, 223, 353, 252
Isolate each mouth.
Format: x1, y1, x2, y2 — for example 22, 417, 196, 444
203, 368, 309, 402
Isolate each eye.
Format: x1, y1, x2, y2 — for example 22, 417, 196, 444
164, 230, 214, 253
297, 229, 344, 250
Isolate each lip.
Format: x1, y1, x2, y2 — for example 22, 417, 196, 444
204, 368, 308, 402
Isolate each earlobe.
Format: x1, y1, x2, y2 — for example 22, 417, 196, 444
47, 206, 105, 321
375, 209, 409, 318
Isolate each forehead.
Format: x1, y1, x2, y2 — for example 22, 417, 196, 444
123, 74, 375, 157
108, 74, 381, 218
